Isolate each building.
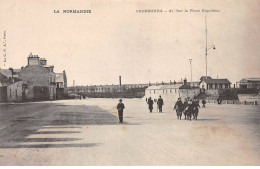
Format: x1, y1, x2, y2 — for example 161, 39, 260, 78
236, 78, 260, 89
199, 76, 231, 90
0, 68, 21, 79
145, 78, 200, 103
18, 53, 56, 101
56, 71, 68, 99
0, 72, 22, 102
188, 81, 200, 88
0, 73, 10, 102
7, 81, 28, 102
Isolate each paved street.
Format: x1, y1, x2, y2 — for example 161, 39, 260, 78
0, 98, 259, 165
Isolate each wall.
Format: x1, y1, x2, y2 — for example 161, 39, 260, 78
7, 81, 28, 102
0, 86, 7, 102
238, 94, 260, 102
19, 65, 56, 100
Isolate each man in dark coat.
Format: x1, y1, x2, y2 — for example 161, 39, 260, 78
174, 98, 183, 110
157, 95, 164, 113
202, 99, 206, 108
147, 97, 153, 113
117, 99, 125, 123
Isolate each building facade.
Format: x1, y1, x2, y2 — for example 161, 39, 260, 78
18, 53, 57, 101
7, 81, 28, 102
236, 78, 260, 89
56, 70, 68, 99
199, 76, 231, 90
145, 79, 200, 103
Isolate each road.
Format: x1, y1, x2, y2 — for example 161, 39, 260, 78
0, 98, 259, 165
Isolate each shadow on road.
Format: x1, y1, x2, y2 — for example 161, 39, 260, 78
13, 138, 82, 142
196, 119, 220, 121
0, 102, 132, 149
0, 143, 99, 149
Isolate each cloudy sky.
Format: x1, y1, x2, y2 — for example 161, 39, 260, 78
0, 0, 260, 86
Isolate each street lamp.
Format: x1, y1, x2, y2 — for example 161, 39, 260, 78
205, 45, 216, 79
205, 16, 216, 79
189, 59, 192, 83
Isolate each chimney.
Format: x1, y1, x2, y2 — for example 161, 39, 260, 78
174, 80, 176, 84
28, 53, 40, 65
183, 78, 187, 85
39, 58, 47, 66
119, 76, 121, 86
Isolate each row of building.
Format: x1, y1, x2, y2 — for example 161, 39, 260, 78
0, 53, 67, 102
68, 74, 260, 102
67, 75, 233, 98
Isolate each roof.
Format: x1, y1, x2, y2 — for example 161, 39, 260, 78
0, 72, 21, 85
201, 78, 231, 84
240, 78, 260, 83
56, 73, 64, 83
0, 72, 8, 82
200, 76, 212, 81
179, 84, 192, 89
20, 65, 50, 74
146, 84, 182, 90
0, 69, 21, 78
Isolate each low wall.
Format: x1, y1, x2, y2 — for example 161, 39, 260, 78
203, 99, 258, 106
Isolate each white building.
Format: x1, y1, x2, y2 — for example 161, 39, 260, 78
145, 79, 200, 104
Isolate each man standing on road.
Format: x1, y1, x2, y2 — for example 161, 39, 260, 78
117, 99, 125, 124
157, 95, 164, 113
147, 97, 154, 113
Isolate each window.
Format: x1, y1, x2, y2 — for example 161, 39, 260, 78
10, 89, 11, 99
154, 90, 155, 94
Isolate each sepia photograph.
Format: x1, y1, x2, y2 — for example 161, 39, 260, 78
0, 0, 260, 166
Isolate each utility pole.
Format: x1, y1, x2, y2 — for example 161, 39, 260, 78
189, 59, 192, 83
205, 15, 208, 79
205, 15, 215, 79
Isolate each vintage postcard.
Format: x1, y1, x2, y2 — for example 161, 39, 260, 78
0, 0, 259, 166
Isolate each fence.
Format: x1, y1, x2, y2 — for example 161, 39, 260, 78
201, 99, 257, 106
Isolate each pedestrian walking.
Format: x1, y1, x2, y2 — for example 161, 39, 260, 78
202, 99, 206, 108
117, 99, 125, 124
147, 97, 154, 113
157, 95, 164, 113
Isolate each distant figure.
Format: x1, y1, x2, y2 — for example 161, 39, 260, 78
117, 99, 125, 124
202, 99, 206, 108
192, 99, 200, 120
157, 95, 164, 113
174, 98, 184, 120
217, 97, 222, 105
186, 98, 193, 121
147, 97, 154, 113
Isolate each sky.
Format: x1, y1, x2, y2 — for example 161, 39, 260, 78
0, 0, 260, 86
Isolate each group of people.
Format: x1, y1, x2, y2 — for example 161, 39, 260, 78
146, 96, 164, 113
116, 96, 207, 123
174, 97, 202, 120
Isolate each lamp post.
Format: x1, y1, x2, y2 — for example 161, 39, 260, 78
205, 16, 216, 79
189, 59, 192, 83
